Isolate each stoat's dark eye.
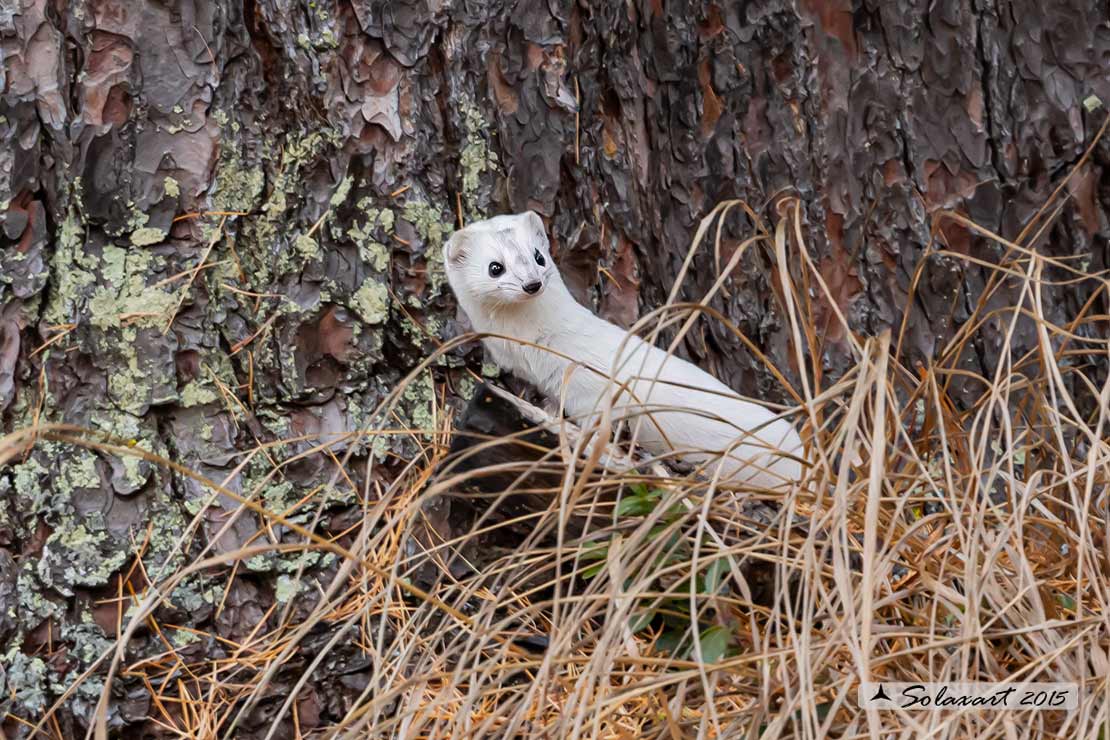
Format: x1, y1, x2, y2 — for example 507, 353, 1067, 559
488, 261, 505, 277
533, 249, 546, 266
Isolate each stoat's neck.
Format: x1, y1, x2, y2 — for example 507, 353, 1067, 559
462, 278, 587, 343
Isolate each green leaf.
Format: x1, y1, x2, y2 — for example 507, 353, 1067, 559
696, 625, 731, 664
581, 561, 606, 580
660, 609, 689, 628
616, 486, 662, 516
629, 609, 656, 633
579, 541, 609, 561
703, 557, 728, 594
655, 628, 686, 657
662, 503, 686, 521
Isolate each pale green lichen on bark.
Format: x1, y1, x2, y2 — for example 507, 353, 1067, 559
211, 148, 265, 215
44, 203, 97, 326
231, 459, 349, 574
170, 628, 201, 648
402, 201, 450, 248
87, 245, 177, 330
11, 408, 182, 616
59, 449, 100, 490
295, 233, 320, 260
396, 371, 437, 442
142, 498, 190, 583
261, 480, 297, 516
267, 132, 338, 275
275, 574, 303, 603
456, 373, 477, 400
13, 456, 49, 512
348, 202, 394, 272
330, 173, 353, 207
402, 200, 453, 293
18, 564, 64, 625
370, 370, 439, 457
88, 408, 152, 485
458, 93, 498, 219
397, 313, 450, 361
103, 336, 157, 414
352, 279, 389, 324
290, 173, 356, 261
62, 620, 114, 665
1, 649, 49, 714
129, 225, 167, 246
39, 521, 130, 591
211, 128, 342, 291
167, 574, 221, 614
179, 379, 220, 407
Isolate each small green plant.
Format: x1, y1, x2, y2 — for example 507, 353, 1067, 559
580, 482, 740, 663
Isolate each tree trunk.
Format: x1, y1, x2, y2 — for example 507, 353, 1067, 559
1, 0, 1107, 733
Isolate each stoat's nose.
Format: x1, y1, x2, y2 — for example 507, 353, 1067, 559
522, 281, 542, 295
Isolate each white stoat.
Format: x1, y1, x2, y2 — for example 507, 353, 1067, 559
443, 211, 805, 488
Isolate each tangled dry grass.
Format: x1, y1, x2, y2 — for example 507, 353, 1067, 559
4, 138, 1110, 739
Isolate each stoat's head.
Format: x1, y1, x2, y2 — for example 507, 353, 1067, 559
443, 211, 555, 307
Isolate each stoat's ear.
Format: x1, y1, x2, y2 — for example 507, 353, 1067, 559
445, 230, 469, 266
523, 210, 547, 244
524, 210, 544, 232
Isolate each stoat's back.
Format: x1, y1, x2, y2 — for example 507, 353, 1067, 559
545, 316, 805, 488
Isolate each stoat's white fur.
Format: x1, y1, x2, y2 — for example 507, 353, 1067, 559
444, 211, 805, 489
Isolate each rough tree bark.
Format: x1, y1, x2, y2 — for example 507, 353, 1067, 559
1, 0, 1108, 733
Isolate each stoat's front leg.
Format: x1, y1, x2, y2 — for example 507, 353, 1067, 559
480, 337, 516, 376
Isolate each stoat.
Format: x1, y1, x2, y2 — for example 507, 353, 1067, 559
443, 211, 805, 489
